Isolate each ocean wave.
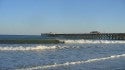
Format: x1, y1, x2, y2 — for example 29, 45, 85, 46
0, 45, 58, 51
0, 43, 122, 51
0, 45, 79, 51
16, 53, 125, 70
62, 39, 125, 44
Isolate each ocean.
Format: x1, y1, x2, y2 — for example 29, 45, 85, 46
0, 35, 42, 40
0, 35, 125, 70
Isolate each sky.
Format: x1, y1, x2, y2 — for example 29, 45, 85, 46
0, 0, 125, 35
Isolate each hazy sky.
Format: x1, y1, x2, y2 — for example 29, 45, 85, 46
0, 0, 125, 35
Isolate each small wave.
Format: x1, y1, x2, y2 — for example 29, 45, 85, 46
0, 45, 78, 51
0, 44, 92, 51
16, 54, 125, 70
0, 45, 58, 51
62, 39, 125, 44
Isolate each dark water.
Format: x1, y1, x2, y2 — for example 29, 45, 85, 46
0, 35, 42, 40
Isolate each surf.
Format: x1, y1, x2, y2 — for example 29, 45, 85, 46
16, 53, 125, 70
0, 45, 58, 51
0, 42, 124, 51
62, 39, 125, 44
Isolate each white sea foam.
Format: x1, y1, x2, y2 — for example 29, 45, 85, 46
0, 40, 124, 51
62, 39, 125, 44
0, 45, 77, 51
0, 45, 58, 51
16, 53, 125, 70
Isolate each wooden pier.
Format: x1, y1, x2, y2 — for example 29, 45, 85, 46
41, 32, 125, 40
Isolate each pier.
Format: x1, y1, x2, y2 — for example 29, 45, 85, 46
41, 32, 125, 40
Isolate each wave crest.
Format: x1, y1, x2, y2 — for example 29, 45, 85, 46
0, 45, 57, 51
62, 39, 125, 44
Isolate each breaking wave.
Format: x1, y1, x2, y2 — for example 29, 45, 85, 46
0, 45, 58, 51
63, 39, 125, 44
0, 40, 125, 51
16, 53, 125, 70
0, 45, 79, 51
